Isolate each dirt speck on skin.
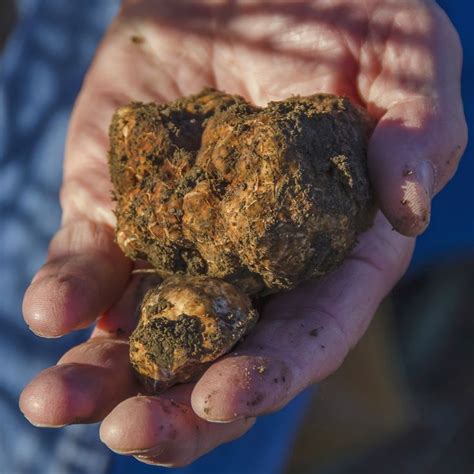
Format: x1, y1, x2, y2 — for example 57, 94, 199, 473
242, 367, 253, 388
309, 328, 319, 337
246, 392, 264, 407
131, 35, 144, 44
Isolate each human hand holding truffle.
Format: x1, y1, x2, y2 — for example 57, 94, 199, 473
20, 0, 467, 467
111, 88, 377, 393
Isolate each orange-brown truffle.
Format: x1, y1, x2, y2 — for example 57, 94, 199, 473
109, 88, 374, 295
129, 275, 258, 393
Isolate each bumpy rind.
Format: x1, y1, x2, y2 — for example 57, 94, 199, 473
129, 275, 258, 393
109, 89, 375, 294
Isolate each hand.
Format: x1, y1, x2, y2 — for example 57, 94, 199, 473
20, 0, 467, 467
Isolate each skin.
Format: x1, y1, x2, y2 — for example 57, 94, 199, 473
20, 0, 467, 467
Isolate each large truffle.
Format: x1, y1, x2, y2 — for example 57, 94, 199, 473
129, 275, 258, 392
109, 89, 375, 296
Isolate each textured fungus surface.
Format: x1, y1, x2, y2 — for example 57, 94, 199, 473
129, 275, 258, 392
109, 88, 375, 391
109, 88, 375, 295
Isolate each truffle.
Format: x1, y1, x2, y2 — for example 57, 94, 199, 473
109, 88, 375, 391
109, 89, 374, 295
129, 275, 258, 392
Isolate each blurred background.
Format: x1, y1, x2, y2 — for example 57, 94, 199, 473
0, 1, 472, 473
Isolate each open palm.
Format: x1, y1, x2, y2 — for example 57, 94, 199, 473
20, 0, 467, 467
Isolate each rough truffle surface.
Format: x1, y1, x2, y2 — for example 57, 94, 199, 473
109, 89, 375, 295
129, 275, 258, 392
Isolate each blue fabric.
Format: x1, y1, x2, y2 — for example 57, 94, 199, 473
0, 1, 119, 473
0, 1, 472, 473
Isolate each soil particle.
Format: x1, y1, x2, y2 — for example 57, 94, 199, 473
246, 392, 264, 407
256, 365, 266, 374
131, 35, 145, 44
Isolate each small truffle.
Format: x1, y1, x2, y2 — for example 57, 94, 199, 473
129, 275, 258, 393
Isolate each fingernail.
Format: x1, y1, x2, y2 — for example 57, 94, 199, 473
110, 445, 165, 456
31, 422, 67, 428
134, 455, 172, 467
22, 413, 66, 428
416, 160, 435, 198
27, 326, 62, 339
197, 407, 243, 424
200, 415, 243, 424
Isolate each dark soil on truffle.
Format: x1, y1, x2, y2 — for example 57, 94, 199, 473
109, 88, 375, 296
